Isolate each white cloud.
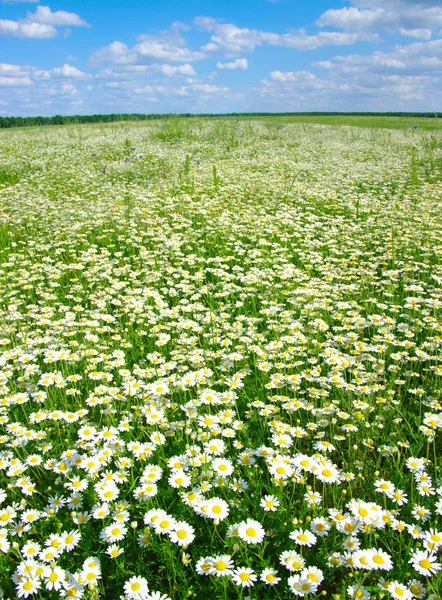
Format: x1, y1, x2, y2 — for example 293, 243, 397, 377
189, 83, 228, 93
269, 70, 338, 89
93, 26, 205, 66
50, 64, 90, 79
317, 0, 442, 38
328, 39, 442, 75
0, 75, 32, 86
134, 85, 154, 94
135, 40, 204, 62
160, 64, 196, 76
0, 5, 89, 38
27, 6, 90, 27
0, 18, 56, 38
195, 17, 377, 54
216, 58, 248, 70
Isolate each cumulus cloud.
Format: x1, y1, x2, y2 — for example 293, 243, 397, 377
0, 19, 56, 38
216, 58, 248, 70
324, 39, 442, 75
0, 75, 32, 86
317, 0, 442, 39
0, 5, 89, 38
27, 6, 89, 27
195, 17, 377, 54
160, 63, 196, 76
93, 28, 205, 66
0, 61, 90, 88
50, 64, 90, 79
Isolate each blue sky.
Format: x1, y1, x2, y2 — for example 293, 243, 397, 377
1, 0, 442, 115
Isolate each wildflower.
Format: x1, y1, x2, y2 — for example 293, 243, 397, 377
410, 550, 441, 576
124, 576, 149, 599
280, 551, 305, 572
208, 555, 234, 577
195, 556, 213, 576
169, 521, 195, 547
347, 585, 370, 599
232, 567, 257, 588
16, 578, 41, 598
260, 567, 280, 585
288, 575, 319, 596
387, 581, 413, 600
237, 519, 266, 544
44, 566, 66, 591
260, 495, 280, 512
290, 529, 317, 547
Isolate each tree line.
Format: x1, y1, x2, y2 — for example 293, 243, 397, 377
0, 112, 439, 129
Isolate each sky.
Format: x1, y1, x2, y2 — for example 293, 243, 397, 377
1, 0, 442, 116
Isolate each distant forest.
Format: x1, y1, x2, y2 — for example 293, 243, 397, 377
0, 112, 439, 129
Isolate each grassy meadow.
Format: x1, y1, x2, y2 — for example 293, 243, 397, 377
0, 117, 441, 599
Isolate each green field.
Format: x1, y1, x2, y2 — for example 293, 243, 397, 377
252, 115, 442, 130
0, 117, 441, 599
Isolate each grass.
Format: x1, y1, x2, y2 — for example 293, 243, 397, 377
250, 114, 442, 130
0, 117, 441, 600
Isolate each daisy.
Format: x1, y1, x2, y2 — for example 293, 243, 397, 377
153, 514, 176, 535
208, 555, 234, 577
124, 576, 149, 599
410, 550, 441, 576
425, 528, 442, 548
60, 575, 84, 599
387, 581, 413, 600
343, 536, 360, 552
260, 567, 280, 586
232, 567, 257, 588
211, 458, 234, 477
374, 479, 395, 495
20, 542, 41, 559
16, 577, 42, 598
290, 529, 317, 547
311, 517, 331, 537
61, 530, 80, 552
352, 549, 373, 570
288, 575, 319, 596
107, 544, 124, 559
168, 469, 191, 489
260, 495, 280, 512
195, 556, 213, 576
367, 548, 394, 571
103, 523, 128, 543
347, 585, 370, 599
237, 519, 266, 544
145, 593, 172, 600
169, 522, 195, 547
280, 551, 305, 572
301, 566, 323, 585
314, 464, 340, 483
92, 503, 110, 520
44, 566, 66, 591
408, 580, 426, 599
205, 498, 229, 521
304, 491, 322, 506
